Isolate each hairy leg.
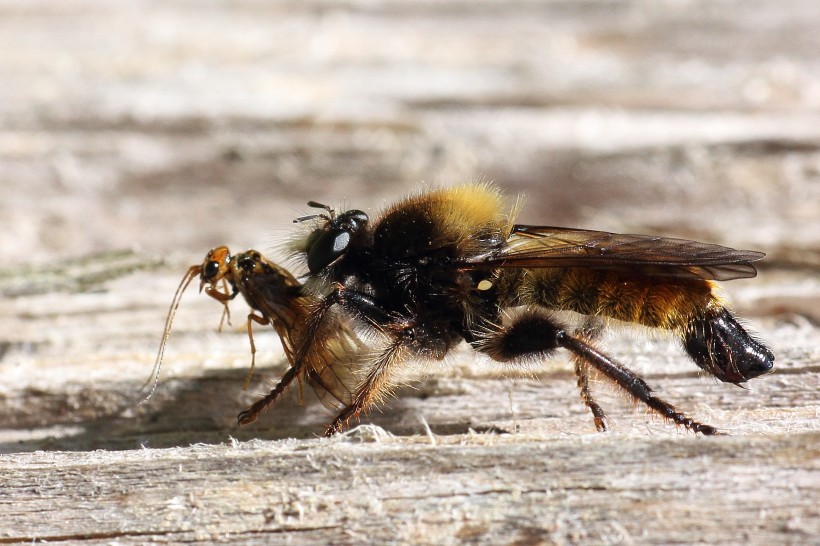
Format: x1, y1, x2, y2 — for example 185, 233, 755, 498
474, 309, 718, 434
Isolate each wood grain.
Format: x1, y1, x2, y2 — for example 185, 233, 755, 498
1, 1, 819, 544
2, 430, 818, 544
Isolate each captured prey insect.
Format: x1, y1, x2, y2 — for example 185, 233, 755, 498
144, 246, 366, 413
235, 183, 774, 436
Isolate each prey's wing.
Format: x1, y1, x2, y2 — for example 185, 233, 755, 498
465, 225, 764, 281
303, 321, 364, 411
242, 274, 359, 410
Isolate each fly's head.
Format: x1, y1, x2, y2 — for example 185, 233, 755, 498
295, 201, 369, 274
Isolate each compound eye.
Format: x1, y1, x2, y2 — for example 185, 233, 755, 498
202, 260, 221, 281
307, 230, 351, 274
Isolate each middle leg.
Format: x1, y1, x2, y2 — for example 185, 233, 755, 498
324, 332, 410, 436
571, 321, 609, 432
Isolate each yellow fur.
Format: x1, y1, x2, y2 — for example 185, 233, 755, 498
385, 183, 511, 246
520, 268, 721, 332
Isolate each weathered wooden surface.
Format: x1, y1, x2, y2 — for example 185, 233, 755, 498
2, 431, 818, 544
1, 1, 819, 544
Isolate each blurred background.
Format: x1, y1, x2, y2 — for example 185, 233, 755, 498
1, 0, 819, 450
2, 0, 819, 265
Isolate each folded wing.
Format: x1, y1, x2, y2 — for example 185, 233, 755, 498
465, 225, 764, 281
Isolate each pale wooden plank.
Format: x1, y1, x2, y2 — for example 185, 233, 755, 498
1, 1, 819, 544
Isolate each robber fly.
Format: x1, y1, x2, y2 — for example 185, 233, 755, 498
236, 183, 773, 436
145, 247, 365, 413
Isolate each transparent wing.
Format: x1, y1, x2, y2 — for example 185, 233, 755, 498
464, 225, 764, 281
241, 269, 361, 410
303, 324, 365, 411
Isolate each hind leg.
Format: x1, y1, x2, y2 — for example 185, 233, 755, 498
474, 309, 718, 435
521, 270, 774, 385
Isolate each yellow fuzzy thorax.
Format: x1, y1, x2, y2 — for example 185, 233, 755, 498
387, 183, 515, 242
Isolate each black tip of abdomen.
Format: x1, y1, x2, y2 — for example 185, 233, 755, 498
684, 308, 774, 383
